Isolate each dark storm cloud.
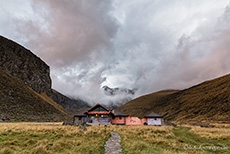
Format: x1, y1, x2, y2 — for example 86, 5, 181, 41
0, 0, 230, 104
30, 0, 119, 67
104, 0, 230, 97
147, 5, 230, 93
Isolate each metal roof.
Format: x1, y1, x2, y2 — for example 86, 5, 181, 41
144, 112, 163, 118
112, 109, 128, 116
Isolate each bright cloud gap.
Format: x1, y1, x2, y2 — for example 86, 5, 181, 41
0, 0, 230, 105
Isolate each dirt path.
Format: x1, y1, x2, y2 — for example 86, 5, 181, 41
104, 132, 123, 154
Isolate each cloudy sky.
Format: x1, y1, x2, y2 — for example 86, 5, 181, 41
0, 0, 230, 105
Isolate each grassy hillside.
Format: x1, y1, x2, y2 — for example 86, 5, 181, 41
119, 74, 230, 123
0, 69, 71, 121
49, 89, 90, 114
118, 90, 178, 118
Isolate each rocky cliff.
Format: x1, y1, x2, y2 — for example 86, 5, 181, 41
49, 89, 89, 113
102, 86, 136, 96
0, 35, 89, 120
0, 36, 51, 94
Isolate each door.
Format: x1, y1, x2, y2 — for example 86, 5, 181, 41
83, 117, 87, 123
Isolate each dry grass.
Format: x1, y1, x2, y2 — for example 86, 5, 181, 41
118, 90, 178, 118
40, 93, 70, 116
107, 125, 230, 154
191, 126, 230, 139
108, 125, 175, 154
119, 74, 230, 123
0, 123, 229, 154
0, 70, 71, 122
0, 122, 110, 154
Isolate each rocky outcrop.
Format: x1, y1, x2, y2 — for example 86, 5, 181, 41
0, 35, 89, 116
49, 89, 90, 114
102, 86, 136, 96
0, 36, 51, 94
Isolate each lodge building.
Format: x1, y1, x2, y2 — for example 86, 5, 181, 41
74, 104, 164, 126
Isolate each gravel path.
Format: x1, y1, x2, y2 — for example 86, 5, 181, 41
104, 132, 123, 154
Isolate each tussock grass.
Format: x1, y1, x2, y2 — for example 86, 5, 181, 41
107, 125, 230, 154
191, 126, 230, 139
40, 93, 69, 116
0, 122, 110, 154
0, 123, 229, 153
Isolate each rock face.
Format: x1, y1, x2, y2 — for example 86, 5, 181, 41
0, 36, 51, 94
0, 35, 89, 116
102, 86, 136, 96
102, 86, 137, 109
49, 89, 89, 114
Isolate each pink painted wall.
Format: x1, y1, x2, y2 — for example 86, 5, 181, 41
112, 117, 125, 124
126, 117, 147, 125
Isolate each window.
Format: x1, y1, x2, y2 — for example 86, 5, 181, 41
119, 117, 122, 120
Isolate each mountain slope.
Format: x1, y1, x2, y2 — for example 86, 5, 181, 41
0, 35, 51, 94
119, 74, 230, 122
118, 90, 178, 118
0, 69, 71, 121
49, 89, 90, 114
0, 35, 89, 116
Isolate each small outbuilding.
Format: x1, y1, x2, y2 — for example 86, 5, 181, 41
144, 112, 164, 126
73, 111, 87, 125
111, 109, 128, 125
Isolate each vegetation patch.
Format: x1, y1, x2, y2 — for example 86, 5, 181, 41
0, 123, 229, 153
118, 73, 230, 123
0, 122, 110, 154
108, 125, 229, 154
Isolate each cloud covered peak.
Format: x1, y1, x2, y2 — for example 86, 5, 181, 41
0, 0, 230, 105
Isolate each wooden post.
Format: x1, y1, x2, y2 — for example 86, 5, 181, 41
104, 125, 107, 133
109, 114, 111, 124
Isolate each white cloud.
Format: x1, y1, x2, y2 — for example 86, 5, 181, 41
0, 0, 230, 104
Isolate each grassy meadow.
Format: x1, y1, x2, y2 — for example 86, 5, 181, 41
0, 123, 229, 154
108, 125, 230, 154
0, 122, 110, 154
